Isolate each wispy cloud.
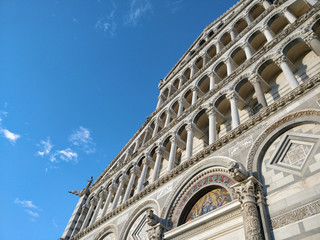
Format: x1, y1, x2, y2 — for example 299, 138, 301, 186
52, 218, 58, 228
69, 126, 96, 154
15, 198, 40, 220
166, 0, 184, 13
56, 148, 78, 163
14, 198, 38, 209
2, 129, 20, 143
125, 0, 152, 26
0, 110, 20, 144
95, 2, 117, 36
25, 209, 39, 218
37, 137, 53, 156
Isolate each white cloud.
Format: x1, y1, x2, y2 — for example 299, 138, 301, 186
37, 137, 53, 156
25, 209, 39, 218
69, 126, 96, 154
95, 2, 117, 36
56, 148, 78, 162
14, 198, 38, 209
2, 129, 20, 143
52, 218, 58, 228
166, 0, 184, 13
125, 0, 152, 26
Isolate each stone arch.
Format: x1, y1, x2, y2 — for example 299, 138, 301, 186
160, 156, 246, 223
246, 110, 320, 178
93, 224, 118, 240
252, 52, 277, 74
119, 199, 160, 240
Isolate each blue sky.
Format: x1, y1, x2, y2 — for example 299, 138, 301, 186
0, 0, 238, 239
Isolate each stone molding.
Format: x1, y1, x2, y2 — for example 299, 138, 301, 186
271, 198, 320, 229
70, 74, 320, 240
92, 224, 118, 240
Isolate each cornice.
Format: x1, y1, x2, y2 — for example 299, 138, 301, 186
71, 75, 320, 239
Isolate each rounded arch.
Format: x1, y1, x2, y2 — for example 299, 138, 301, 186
160, 156, 244, 225
119, 199, 160, 240
246, 110, 320, 177
93, 224, 118, 240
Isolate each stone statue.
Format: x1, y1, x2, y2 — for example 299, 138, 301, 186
68, 176, 93, 197
227, 161, 248, 181
146, 210, 160, 226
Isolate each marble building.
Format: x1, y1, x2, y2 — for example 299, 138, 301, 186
60, 0, 320, 239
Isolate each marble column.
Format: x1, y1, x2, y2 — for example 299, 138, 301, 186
178, 74, 187, 89
201, 52, 210, 66
177, 99, 184, 117
190, 64, 198, 78
233, 177, 264, 240
152, 121, 159, 137
112, 175, 128, 210
152, 147, 163, 182
137, 158, 154, 192
207, 108, 217, 144
243, 43, 253, 59
305, 32, 320, 56
216, 41, 222, 53
134, 138, 141, 152
246, 15, 253, 25
89, 190, 107, 225
186, 123, 194, 158
230, 28, 237, 40
227, 92, 240, 129
142, 128, 150, 144
249, 75, 268, 107
262, 0, 271, 9
164, 110, 171, 127
100, 184, 116, 217
209, 72, 215, 90
283, 8, 297, 23
191, 86, 198, 105
226, 58, 233, 76
263, 26, 274, 42
275, 56, 299, 89
81, 197, 98, 231
72, 203, 89, 236
168, 135, 177, 171
156, 94, 165, 109
123, 166, 141, 201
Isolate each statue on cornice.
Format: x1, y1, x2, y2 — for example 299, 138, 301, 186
68, 176, 93, 197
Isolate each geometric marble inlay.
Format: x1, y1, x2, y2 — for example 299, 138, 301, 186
127, 213, 149, 240
268, 132, 319, 176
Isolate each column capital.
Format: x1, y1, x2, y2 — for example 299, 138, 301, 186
142, 156, 154, 167
119, 174, 129, 184
90, 196, 99, 206
99, 189, 108, 199
208, 71, 216, 77
206, 107, 217, 116
108, 183, 118, 193
248, 74, 261, 85
130, 166, 141, 176
304, 31, 319, 45
191, 85, 199, 92
275, 55, 288, 66
81, 203, 90, 212
169, 133, 177, 143
226, 91, 237, 100
185, 122, 194, 132
232, 176, 261, 204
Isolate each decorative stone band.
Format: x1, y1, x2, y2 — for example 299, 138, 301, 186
92, 2, 320, 191
69, 74, 320, 240
271, 198, 320, 229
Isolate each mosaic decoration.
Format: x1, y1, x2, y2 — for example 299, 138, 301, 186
171, 174, 235, 228
185, 188, 232, 223
284, 144, 311, 167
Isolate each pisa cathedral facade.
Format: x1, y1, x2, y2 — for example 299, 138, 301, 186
60, 0, 320, 239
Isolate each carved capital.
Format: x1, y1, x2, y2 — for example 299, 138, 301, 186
185, 122, 194, 132
90, 196, 98, 206
119, 174, 129, 184
99, 189, 108, 199
130, 166, 141, 176
226, 91, 236, 100
108, 183, 118, 193
232, 176, 260, 204
275, 55, 288, 66
249, 74, 261, 85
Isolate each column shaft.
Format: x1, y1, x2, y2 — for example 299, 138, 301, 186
229, 95, 240, 129
264, 28, 274, 42
208, 112, 216, 144
89, 197, 103, 225
81, 204, 94, 231
101, 191, 112, 217
112, 181, 124, 210
280, 61, 299, 89
191, 89, 198, 105
137, 164, 148, 192
244, 45, 253, 59
165, 111, 171, 126
209, 74, 215, 90
226, 60, 233, 76
152, 151, 162, 182
186, 126, 194, 158
123, 173, 136, 201
152, 122, 159, 137
253, 80, 267, 107
168, 139, 177, 171
284, 9, 297, 23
